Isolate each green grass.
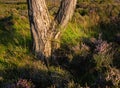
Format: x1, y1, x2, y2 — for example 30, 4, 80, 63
0, 0, 120, 87
61, 23, 86, 46
0, 2, 73, 87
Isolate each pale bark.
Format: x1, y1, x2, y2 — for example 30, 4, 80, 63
27, 0, 51, 60
52, 0, 77, 49
27, 0, 77, 61
55, 0, 77, 28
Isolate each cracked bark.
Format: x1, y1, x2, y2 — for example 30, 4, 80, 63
27, 0, 77, 62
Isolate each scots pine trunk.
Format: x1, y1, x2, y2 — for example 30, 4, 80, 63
53, 0, 77, 49
27, 0, 51, 61
27, 0, 77, 61
55, 0, 77, 28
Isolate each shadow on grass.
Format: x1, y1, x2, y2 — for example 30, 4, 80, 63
0, 16, 15, 46
94, 15, 120, 41
0, 63, 69, 88
0, 66, 48, 88
93, 15, 120, 68
0, 16, 31, 50
52, 15, 120, 86
0, 7, 120, 88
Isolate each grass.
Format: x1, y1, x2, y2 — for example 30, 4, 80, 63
61, 23, 87, 46
0, 1, 73, 87
0, 0, 120, 87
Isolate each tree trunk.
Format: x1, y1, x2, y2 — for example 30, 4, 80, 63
52, 0, 77, 49
27, 0, 51, 60
55, 0, 77, 28
27, 0, 77, 62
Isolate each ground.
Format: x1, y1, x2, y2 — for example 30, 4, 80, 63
0, 0, 120, 88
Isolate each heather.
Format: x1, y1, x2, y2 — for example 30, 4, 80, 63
0, 0, 120, 88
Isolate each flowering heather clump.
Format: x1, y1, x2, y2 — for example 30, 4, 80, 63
94, 34, 112, 54
93, 34, 115, 69
17, 79, 35, 88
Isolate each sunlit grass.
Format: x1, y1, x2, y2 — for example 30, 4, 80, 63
0, 0, 120, 87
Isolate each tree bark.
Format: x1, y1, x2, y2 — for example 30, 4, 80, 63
52, 0, 77, 49
27, 0, 77, 62
27, 0, 51, 60
55, 0, 77, 28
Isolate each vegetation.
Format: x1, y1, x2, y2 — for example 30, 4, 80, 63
0, 0, 120, 88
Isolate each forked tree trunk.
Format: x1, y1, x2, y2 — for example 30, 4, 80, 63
27, 0, 77, 61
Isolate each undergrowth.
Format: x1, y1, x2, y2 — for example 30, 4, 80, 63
0, 0, 120, 88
